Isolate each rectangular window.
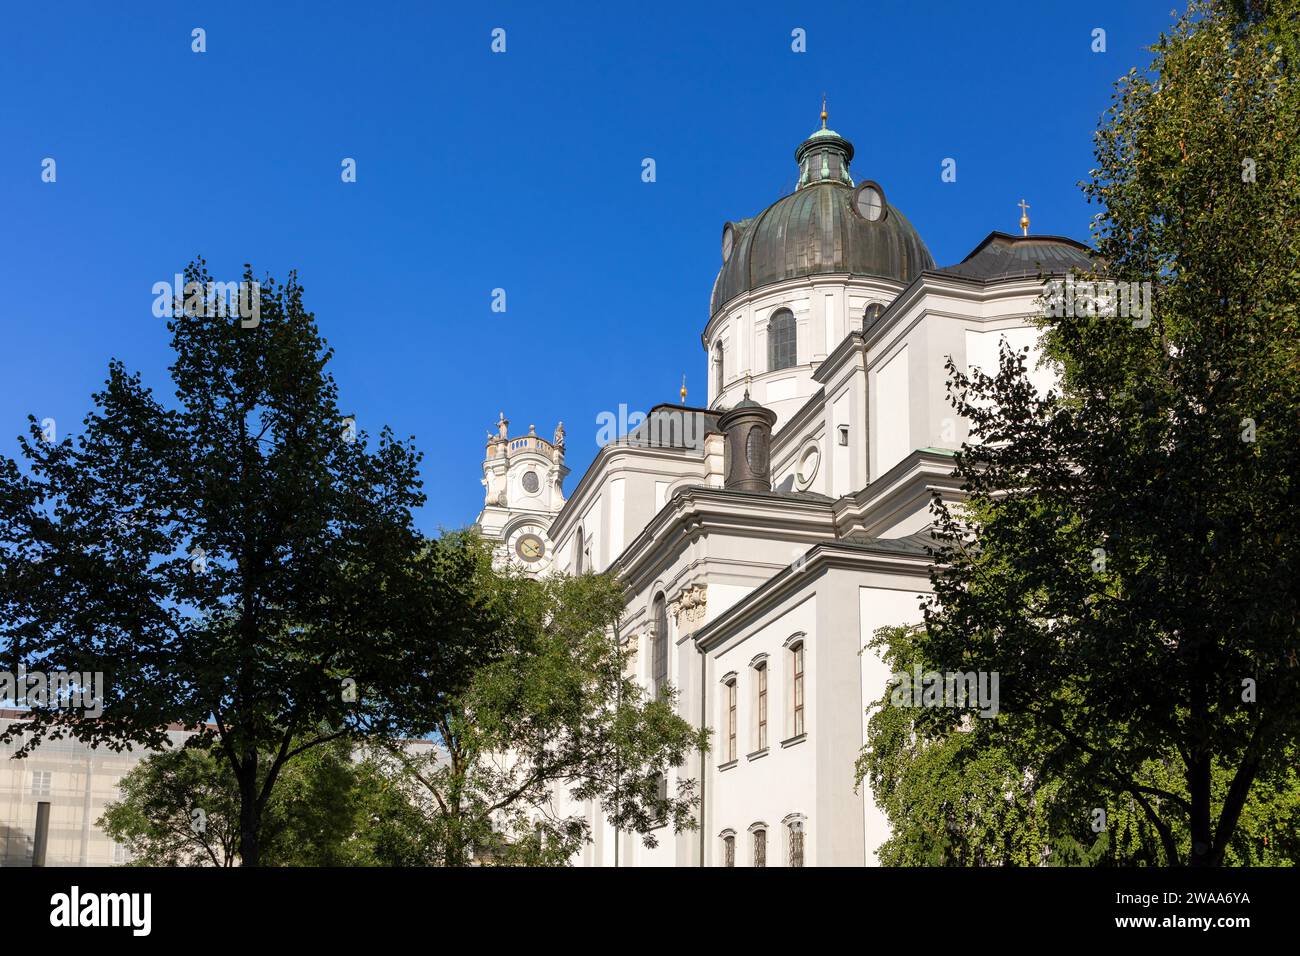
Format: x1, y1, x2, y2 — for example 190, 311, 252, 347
727, 681, 737, 762
789, 823, 804, 868
792, 644, 805, 737
31, 770, 51, 797
754, 829, 767, 868
723, 835, 735, 868
757, 664, 768, 751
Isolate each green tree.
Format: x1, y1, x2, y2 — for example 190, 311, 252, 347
99, 746, 242, 866
858, 627, 1300, 865
0, 259, 428, 865
885, 1, 1299, 866
99, 737, 441, 866
378, 531, 710, 866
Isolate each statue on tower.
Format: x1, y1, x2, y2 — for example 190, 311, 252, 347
553, 421, 565, 450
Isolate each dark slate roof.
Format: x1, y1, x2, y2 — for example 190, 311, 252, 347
710, 128, 935, 316
941, 231, 1094, 281
615, 404, 721, 451
836, 530, 937, 557
713, 486, 836, 504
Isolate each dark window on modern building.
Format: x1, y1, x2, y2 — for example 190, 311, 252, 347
768, 310, 796, 371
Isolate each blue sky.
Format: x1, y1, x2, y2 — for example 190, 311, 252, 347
0, 1, 1179, 533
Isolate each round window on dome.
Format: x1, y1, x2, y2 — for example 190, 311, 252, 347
722, 224, 735, 263
853, 182, 887, 223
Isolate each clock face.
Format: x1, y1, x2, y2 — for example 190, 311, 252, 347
515, 533, 546, 563
522, 470, 539, 494
854, 183, 885, 222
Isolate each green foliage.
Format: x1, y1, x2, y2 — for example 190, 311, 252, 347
380, 532, 710, 866
860, 627, 1300, 866
98, 746, 242, 866
863, 1, 1299, 867
99, 737, 441, 866
0, 260, 429, 864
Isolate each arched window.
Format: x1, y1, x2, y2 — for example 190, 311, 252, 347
787, 817, 805, 867
863, 302, 884, 330
790, 641, 805, 737
755, 660, 769, 750
767, 309, 796, 371
651, 594, 668, 698
721, 832, 736, 867
574, 527, 585, 574
752, 827, 767, 868
713, 341, 725, 394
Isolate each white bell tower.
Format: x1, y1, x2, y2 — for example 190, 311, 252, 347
476, 413, 568, 573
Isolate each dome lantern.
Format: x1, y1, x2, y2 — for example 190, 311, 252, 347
709, 111, 936, 317
795, 104, 855, 188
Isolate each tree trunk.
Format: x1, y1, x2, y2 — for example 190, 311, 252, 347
238, 765, 261, 867
1188, 750, 1214, 867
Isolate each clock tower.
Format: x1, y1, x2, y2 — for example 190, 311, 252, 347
476, 412, 568, 573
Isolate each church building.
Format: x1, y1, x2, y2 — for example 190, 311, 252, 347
474, 109, 1091, 866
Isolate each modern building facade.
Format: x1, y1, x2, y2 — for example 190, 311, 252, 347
475, 111, 1090, 866
0, 710, 196, 866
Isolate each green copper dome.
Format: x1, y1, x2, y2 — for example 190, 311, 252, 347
710, 123, 935, 317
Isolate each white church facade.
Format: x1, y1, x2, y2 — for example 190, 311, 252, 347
474, 111, 1090, 866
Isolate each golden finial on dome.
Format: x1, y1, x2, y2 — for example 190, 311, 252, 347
680, 374, 688, 403
820, 93, 828, 129
1018, 198, 1031, 236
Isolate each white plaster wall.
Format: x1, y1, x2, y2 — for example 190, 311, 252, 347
872, 345, 910, 479
965, 325, 1054, 406
708, 594, 817, 866
706, 275, 904, 429
858, 584, 927, 865
608, 478, 625, 559
831, 389, 851, 497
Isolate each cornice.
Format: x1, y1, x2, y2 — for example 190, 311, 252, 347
547, 440, 708, 545
832, 448, 963, 537
693, 540, 933, 652
611, 487, 836, 595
